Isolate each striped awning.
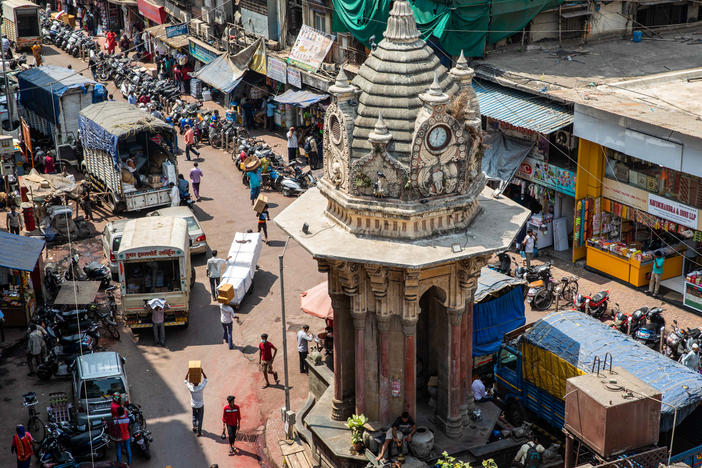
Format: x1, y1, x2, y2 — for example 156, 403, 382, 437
472, 79, 573, 134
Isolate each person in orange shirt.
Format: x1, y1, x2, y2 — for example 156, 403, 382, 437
106, 31, 116, 55
184, 125, 200, 161
11, 424, 34, 468
31, 43, 41, 66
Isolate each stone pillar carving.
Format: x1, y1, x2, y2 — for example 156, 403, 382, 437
446, 306, 464, 438
459, 305, 470, 425
352, 311, 367, 415
377, 315, 392, 424
402, 318, 418, 419
330, 293, 354, 421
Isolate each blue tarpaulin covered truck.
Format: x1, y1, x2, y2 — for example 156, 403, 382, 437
495, 311, 702, 465
18, 65, 106, 148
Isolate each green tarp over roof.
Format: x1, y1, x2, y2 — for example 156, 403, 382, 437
332, 0, 563, 57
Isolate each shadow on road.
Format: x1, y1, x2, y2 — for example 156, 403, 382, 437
192, 204, 213, 222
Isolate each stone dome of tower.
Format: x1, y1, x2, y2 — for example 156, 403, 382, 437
350, 0, 459, 165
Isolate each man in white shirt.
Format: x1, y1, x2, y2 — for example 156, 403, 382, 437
513, 437, 544, 467
206, 250, 231, 301
220, 302, 240, 350
185, 369, 208, 437
287, 127, 298, 163
1, 35, 11, 59
169, 182, 180, 207
681, 343, 701, 372
296, 325, 316, 373
520, 229, 537, 268
472, 374, 491, 402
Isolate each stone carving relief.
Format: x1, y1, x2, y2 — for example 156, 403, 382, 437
410, 110, 469, 198
350, 147, 409, 199
323, 104, 351, 192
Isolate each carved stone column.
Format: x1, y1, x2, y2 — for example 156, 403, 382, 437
402, 318, 418, 420
377, 315, 392, 424
463, 302, 475, 415
351, 311, 367, 415
446, 306, 464, 438
459, 304, 471, 425
330, 293, 354, 421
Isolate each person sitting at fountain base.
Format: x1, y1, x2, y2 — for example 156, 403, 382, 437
375, 412, 417, 461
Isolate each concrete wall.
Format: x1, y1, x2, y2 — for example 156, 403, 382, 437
590, 1, 630, 38
529, 10, 559, 43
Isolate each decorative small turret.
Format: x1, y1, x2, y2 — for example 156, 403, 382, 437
449, 51, 480, 128
368, 113, 393, 148
419, 72, 450, 109
329, 67, 355, 103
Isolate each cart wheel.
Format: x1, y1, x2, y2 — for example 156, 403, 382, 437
28, 416, 46, 444
532, 289, 553, 311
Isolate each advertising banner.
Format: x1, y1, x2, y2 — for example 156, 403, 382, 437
166, 23, 188, 38
266, 56, 287, 84
517, 157, 576, 197
648, 193, 698, 230
287, 68, 302, 88
287, 25, 335, 73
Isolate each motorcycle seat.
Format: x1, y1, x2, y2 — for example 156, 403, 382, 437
68, 428, 103, 446
591, 291, 607, 303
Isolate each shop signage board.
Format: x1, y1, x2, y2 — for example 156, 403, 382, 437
287, 68, 302, 88
188, 38, 221, 64
602, 178, 649, 212
166, 23, 188, 38
287, 25, 335, 73
648, 193, 698, 230
267, 56, 287, 84
137, 0, 167, 24
517, 157, 576, 197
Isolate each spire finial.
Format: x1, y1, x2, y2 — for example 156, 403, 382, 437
369, 112, 392, 145
335, 67, 349, 87
456, 50, 468, 69
428, 72, 443, 96
383, 0, 421, 43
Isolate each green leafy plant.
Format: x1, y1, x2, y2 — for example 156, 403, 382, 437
435, 451, 472, 468
345, 413, 368, 445
353, 174, 372, 188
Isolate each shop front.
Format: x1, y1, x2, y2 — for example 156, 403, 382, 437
0, 231, 45, 327
475, 79, 576, 254
137, 0, 166, 26
144, 22, 188, 58
107, 0, 139, 34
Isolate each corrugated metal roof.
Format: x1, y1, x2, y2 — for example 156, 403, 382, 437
473, 79, 573, 134
0, 231, 44, 271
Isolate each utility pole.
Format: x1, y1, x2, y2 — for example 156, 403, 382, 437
278, 236, 295, 440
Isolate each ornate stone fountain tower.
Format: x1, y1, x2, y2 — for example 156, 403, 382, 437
276, 0, 529, 440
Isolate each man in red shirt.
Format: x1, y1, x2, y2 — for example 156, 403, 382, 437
184, 124, 200, 161
113, 406, 132, 465
258, 333, 279, 388
222, 395, 241, 454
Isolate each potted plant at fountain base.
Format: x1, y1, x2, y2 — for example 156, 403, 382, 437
345, 413, 368, 454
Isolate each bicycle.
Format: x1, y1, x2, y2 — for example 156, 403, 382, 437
530, 276, 579, 311
23, 392, 46, 444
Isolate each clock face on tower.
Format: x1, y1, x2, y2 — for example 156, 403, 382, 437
426, 124, 450, 152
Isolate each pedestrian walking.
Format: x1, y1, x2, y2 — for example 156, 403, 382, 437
258, 333, 279, 388
2, 35, 12, 59
31, 43, 42, 66
11, 424, 34, 468
681, 343, 701, 372
26, 324, 45, 376
257, 204, 270, 244
221, 395, 241, 454
169, 182, 180, 208
85, 13, 95, 36
649, 250, 665, 297
305, 134, 319, 169
113, 406, 132, 466
148, 298, 168, 347
6, 205, 23, 235
189, 163, 203, 201
185, 368, 208, 437
119, 34, 130, 55
249, 167, 261, 206
519, 229, 537, 268
44, 152, 56, 174
220, 302, 240, 350
80, 190, 93, 221
287, 127, 298, 162
184, 125, 199, 161
206, 251, 231, 301
106, 30, 117, 55
266, 99, 275, 130
297, 325, 316, 374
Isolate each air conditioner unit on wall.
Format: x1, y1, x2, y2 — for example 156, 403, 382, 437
191, 19, 203, 36
180, 11, 191, 23
555, 130, 576, 149
201, 23, 213, 38
214, 9, 225, 25
202, 8, 213, 24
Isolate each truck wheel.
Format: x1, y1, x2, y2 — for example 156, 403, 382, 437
506, 400, 525, 426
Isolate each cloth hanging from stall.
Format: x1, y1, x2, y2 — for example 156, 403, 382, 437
191, 38, 263, 93
482, 130, 534, 195
274, 89, 328, 108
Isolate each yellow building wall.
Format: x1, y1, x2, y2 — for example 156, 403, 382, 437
573, 138, 605, 262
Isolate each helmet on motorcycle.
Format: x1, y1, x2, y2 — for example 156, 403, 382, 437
112, 392, 122, 403
632, 309, 645, 321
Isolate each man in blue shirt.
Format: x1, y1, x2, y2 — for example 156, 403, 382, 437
648, 250, 665, 297
266, 99, 276, 131
249, 167, 261, 206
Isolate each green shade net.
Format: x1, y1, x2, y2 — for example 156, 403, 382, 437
331, 0, 564, 57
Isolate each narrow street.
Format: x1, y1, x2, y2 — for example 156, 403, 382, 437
0, 44, 326, 468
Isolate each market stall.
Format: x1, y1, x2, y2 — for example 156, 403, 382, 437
0, 230, 45, 326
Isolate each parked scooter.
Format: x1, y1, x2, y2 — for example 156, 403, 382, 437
64, 250, 111, 289
633, 305, 666, 350
38, 421, 110, 463
279, 163, 317, 197
127, 403, 152, 459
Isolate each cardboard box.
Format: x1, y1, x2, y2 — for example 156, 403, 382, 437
217, 283, 234, 303
188, 361, 202, 385
254, 194, 268, 214
61, 14, 76, 28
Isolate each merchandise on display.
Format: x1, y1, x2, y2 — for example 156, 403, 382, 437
587, 237, 683, 263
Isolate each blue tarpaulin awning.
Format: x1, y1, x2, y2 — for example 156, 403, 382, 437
0, 231, 45, 272
473, 79, 573, 134
274, 89, 329, 108
18, 65, 102, 124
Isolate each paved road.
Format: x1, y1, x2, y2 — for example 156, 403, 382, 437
0, 44, 325, 468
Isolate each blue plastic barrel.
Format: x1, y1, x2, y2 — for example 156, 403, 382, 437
633, 30, 642, 42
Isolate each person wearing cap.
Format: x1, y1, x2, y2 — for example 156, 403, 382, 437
222, 395, 241, 454
11, 424, 34, 468
287, 127, 298, 163
185, 369, 208, 436
682, 343, 701, 372
258, 333, 279, 388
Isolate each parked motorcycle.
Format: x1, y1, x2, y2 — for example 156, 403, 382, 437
488, 252, 512, 276
527, 276, 578, 311
573, 290, 610, 318
64, 251, 111, 289
280, 163, 317, 197
38, 421, 109, 463
127, 403, 152, 459
633, 305, 666, 350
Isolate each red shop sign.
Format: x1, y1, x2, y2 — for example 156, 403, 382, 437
137, 0, 167, 24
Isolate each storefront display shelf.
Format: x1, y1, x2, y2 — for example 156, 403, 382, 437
586, 245, 683, 287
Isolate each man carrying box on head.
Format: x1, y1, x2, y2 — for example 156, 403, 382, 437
185, 362, 208, 437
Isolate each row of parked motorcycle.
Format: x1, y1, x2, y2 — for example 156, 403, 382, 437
41, 14, 98, 57
489, 252, 702, 363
